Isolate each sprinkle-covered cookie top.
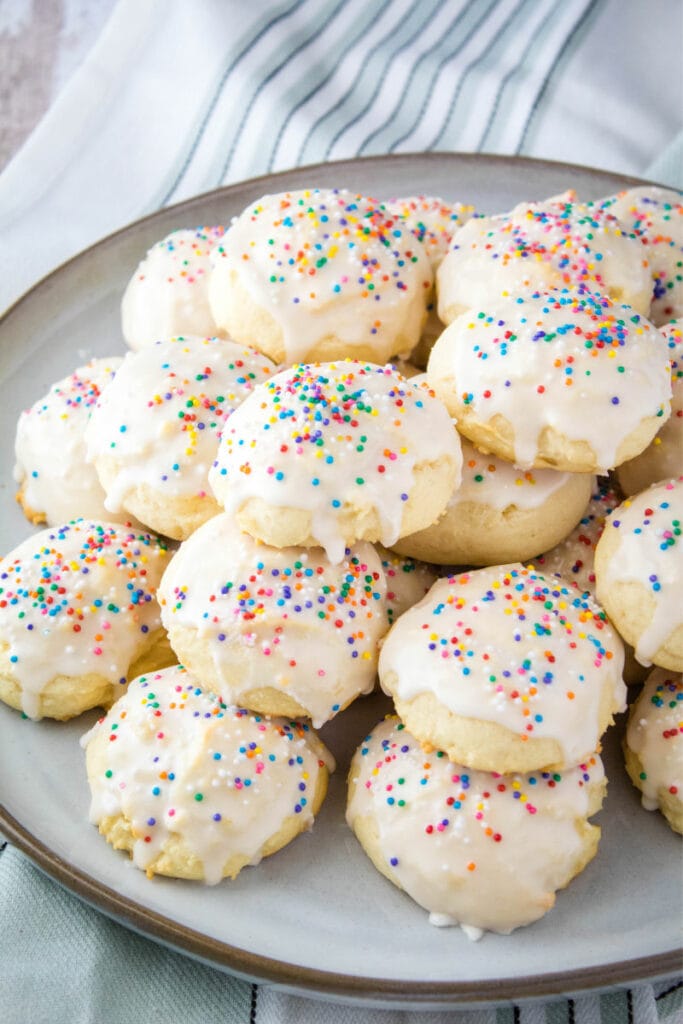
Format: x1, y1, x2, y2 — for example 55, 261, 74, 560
382, 195, 476, 269
122, 226, 227, 349
211, 189, 433, 363
83, 665, 333, 884
158, 514, 387, 726
85, 336, 276, 507
428, 286, 672, 471
209, 360, 461, 563
347, 715, 604, 937
596, 477, 683, 665
14, 357, 123, 525
626, 666, 682, 813
0, 520, 169, 717
379, 563, 626, 766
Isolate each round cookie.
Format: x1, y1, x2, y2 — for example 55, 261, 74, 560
427, 286, 672, 472
347, 716, 605, 938
0, 520, 172, 720
208, 188, 433, 365
14, 356, 127, 527
436, 194, 653, 324
382, 195, 476, 368
208, 360, 462, 564
83, 664, 333, 883
594, 186, 683, 326
85, 336, 276, 540
378, 564, 626, 773
623, 667, 682, 834
375, 545, 438, 628
158, 513, 388, 727
392, 435, 594, 566
122, 226, 227, 350
617, 318, 683, 496
595, 477, 683, 672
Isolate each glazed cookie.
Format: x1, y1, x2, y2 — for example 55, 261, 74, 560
14, 357, 126, 526
427, 287, 672, 472
594, 186, 683, 326
375, 545, 438, 628
209, 361, 462, 564
208, 189, 432, 365
595, 477, 683, 672
122, 226, 227, 350
617, 319, 683, 496
85, 336, 276, 540
623, 667, 682, 834
379, 564, 626, 773
436, 194, 652, 324
158, 514, 387, 727
347, 716, 605, 938
383, 195, 476, 368
83, 664, 334, 883
0, 520, 172, 720
392, 435, 594, 566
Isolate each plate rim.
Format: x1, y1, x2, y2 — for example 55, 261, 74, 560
1, 151, 680, 1006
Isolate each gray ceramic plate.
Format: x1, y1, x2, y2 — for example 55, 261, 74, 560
0, 154, 681, 1009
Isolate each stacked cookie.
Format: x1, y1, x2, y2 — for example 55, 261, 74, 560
3, 182, 681, 906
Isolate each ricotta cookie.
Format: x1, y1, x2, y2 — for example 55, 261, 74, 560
208, 189, 432, 365
379, 564, 626, 773
617, 319, 683, 496
158, 514, 387, 727
376, 545, 438, 628
209, 361, 462, 564
392, 435, 593, 566
122, 226, 227, 350
436, 195, 652, 324
595, 186, 683, 326
14, 357, 125, 527
595, 477, 683, 671
85, 336, 276, 540
347, 716, 605, 938
382, 195, 476, 367
83, 665, 333, 882
0, 521, 172, 720
427, 287, 672, 472
623, 667, 682, 834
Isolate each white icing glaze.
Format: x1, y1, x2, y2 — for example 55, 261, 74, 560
0, 521, 170, 718
594, 187, 683, 326
381, 195, 476, 270
347, 716, 605, 936
533, 477, 620, 594
209, 361, 462, 564
428, 287, 672, 471
122, 227, 227, 349
436, 196, 653, 319
13, 357, 125, 525
451, 436, 580, 512
82, 665, 334, 884
158, 515, 388, 727
626, 667, 682, 814
209, 189, 433, 363
596, 478, 683, 665
85, 336, 276, 511
379, 564, 626, 766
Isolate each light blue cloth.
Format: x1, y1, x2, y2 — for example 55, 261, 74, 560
0, 1, 682, 1021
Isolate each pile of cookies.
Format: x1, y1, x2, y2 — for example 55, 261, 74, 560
1, 184, 681, 935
